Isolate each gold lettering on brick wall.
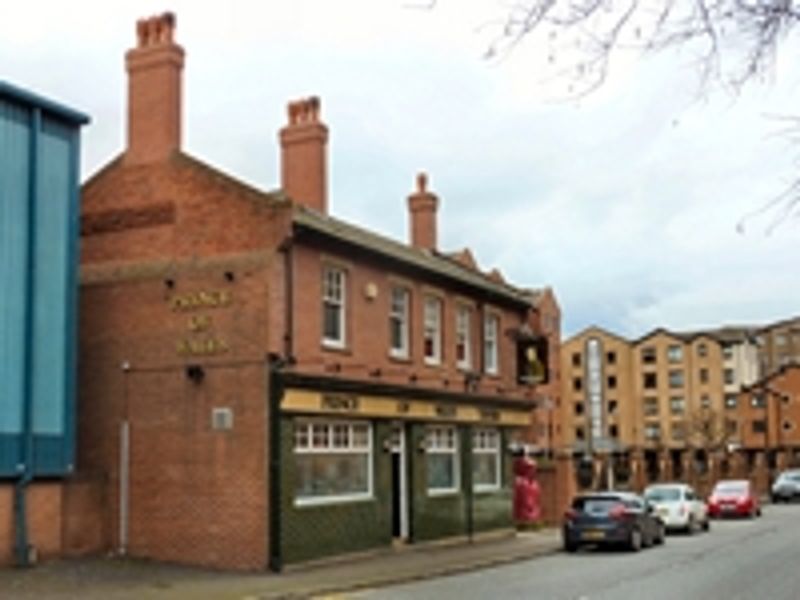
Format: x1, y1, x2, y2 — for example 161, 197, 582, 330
321, 394, 360, 412
397, 401, 411, 414
171, 290, 232, 312
170, 289, 233, 356
176, 338, 230, 357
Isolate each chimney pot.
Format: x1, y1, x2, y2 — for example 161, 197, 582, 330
407, 172, 439, 251
125, 13, 184, 165
279, 96, 329, 213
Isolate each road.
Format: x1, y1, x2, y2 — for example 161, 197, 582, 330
357, 504, 800, 600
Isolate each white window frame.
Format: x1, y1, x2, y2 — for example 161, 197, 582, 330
293, 420, 373, 507
426, 425, 460, 496
456, 305, 472, 370
423, 296, 442, 365
483, 313, 499, 375
472, 428, 501, 493
389, 286, 410, 359
322, 266, 346, 348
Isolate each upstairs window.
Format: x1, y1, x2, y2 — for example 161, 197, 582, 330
606, 351, 617, 365
572, 352, 582, 367
483, 314, 499, 375
724, 369, 735, 385
668, 370, 684, 388
722, 344, 734, 360
423, 296, 442, 365
670, 396, 686, 415
699, 368, 709, 384
643, 372, 657, 389
389, 287, 410, 359
322, 266, 346, 347
725, 394, 738, 409
697, 343, 708, 357
455, 305, 472, 370
667, 345, 683, 363
641, 346, 657, 364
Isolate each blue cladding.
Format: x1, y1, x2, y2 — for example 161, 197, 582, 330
0, 82, 87, 478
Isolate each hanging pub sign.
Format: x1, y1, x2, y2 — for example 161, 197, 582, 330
516, 334, 548, 386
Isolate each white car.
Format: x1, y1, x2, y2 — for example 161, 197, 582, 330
644, 483, 710, 533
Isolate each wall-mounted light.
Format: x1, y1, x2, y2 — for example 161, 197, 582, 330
409, 373, 418, 384
164, 278, 175, 289
186, 364, 205, 384
370, 368, 382, 378
224, 271, 235, 283
364, 282, 378, 301
417, 438, 428, 453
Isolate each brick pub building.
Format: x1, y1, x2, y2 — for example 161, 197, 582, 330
77, 14, 561, 570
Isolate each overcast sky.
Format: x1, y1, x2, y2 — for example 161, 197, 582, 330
4, 1, 799, 338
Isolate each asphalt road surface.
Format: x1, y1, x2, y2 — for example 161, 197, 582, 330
359, 504, 800, 600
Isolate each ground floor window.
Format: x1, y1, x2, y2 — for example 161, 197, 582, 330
472, 428, 501, 492
294, 420, 372, 505
426, 425, 460, 495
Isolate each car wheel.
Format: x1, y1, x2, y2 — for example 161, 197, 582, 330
563, 538, 578, 553
628, 528, 642, 552
756, 507, 762, 517
702, 518, 710, 532
685, 516, 695, 535
654, 523, 666, 545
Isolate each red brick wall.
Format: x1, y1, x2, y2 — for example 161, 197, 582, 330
0, 483, 64, 566
78, 264, 272, 570
289, 243, 534, 403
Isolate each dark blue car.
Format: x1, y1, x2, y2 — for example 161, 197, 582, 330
563, 492, 666, 552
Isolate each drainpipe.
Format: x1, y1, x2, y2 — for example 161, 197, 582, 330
278, 237, 294, 361
268, 356, 285, 572
15, 107, 42, 568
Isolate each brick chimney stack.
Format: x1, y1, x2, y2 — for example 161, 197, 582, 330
125, 12, 184, 165
279, 97, 329, 213
408, 172, 438, 251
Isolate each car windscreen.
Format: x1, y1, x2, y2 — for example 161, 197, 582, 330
645, 488, 681, 502
714, 482, 747, 494
572, 497, 622, 515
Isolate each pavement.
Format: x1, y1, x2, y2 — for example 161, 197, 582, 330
0, 528, 561, 600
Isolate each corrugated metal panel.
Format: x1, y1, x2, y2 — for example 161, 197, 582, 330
0, 82, 87, 477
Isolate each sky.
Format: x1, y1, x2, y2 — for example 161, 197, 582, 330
3, 0, 799, 338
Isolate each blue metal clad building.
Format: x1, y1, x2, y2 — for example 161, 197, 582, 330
0, 81, 88, 479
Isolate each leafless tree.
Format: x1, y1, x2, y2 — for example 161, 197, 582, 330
686, 406, 734, 453
415, 0, 800, 227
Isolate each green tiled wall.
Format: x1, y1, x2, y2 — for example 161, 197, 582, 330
279, 418, 393, 564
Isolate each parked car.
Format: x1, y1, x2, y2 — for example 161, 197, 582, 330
707, 480, 761, 518
562, 492, 665, 552
771, 469, 800, 503
644, 483, 710, 533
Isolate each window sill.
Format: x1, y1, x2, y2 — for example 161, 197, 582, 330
423, 358, 442, 368
294, 493, 374, 508
474, 485, 502, 495
427, 488, 460, 498
321, 341, 350, 355
389, 352, 411, 363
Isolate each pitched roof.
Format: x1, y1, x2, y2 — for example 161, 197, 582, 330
292, 205, 533, 306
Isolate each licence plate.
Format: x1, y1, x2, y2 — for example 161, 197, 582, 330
582, 530, 605, 541
658, 508, 669, 517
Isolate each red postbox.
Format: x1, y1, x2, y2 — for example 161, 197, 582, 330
513, 456, 542, 524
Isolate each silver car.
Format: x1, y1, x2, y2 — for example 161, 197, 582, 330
771, 470, 800, 503
644, 483, 710, 533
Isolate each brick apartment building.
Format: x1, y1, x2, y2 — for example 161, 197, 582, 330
560, 321, 800, 497
560, 325, 760, 492
75, 14, 561, 570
